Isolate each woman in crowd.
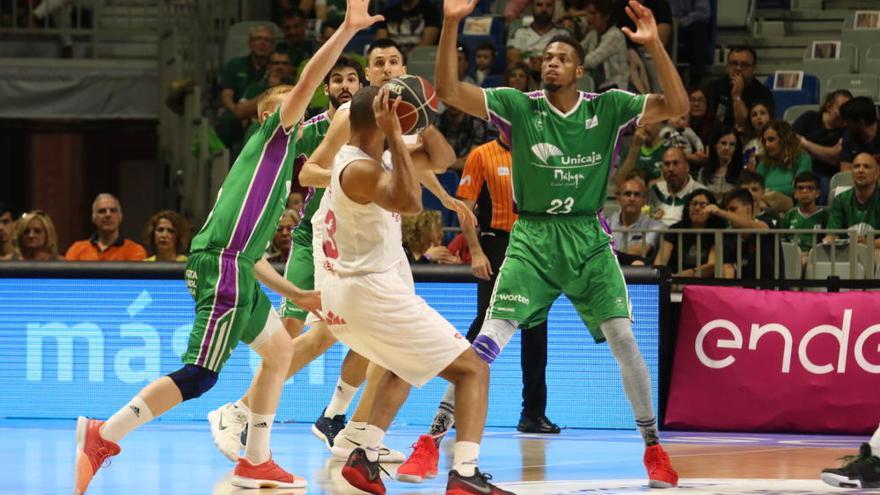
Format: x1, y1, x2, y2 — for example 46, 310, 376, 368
266, 209, 299, 263
503, 61, 535, 93
688, 87, 720, 150
756, 120, 812, 212
697, 126, 744, 200
402, 210, 460, 264
654, 189, 727, 277
742, 100, 773, 169
580, 0, 629, 91
12, 210, 60, 261
142, 210, 191, 262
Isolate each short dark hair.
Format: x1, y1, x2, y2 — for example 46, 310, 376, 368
269, 49, 292, 61
585, 0, 615, 19
821, 89, 853, 113
349, 85, 380, 132
367, 38, 407, 65
737, 169, 765, 188
324, 55, 365, 85
545, 34, 585, 65
476, 42, 496, 56
280, 8, 307, 22
840, 96, 878, 126
728, 45, 757, 65
723, 188, 756, 210
793, 170, 820, 189
0, 201, 11, 217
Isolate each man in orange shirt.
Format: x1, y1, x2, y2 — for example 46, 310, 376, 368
451, 134, 559, 434
65, 193, 147, 261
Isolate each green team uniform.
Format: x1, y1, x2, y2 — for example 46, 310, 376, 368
483, 88, 646, 340
184, 109, 297, 371
827, 188, 880, 231
280, 111, 331, 319
635, 141, 667, 181
778, 207, 828, 251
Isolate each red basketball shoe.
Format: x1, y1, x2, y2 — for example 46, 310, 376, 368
231, 456, 307, 488
396, 434, 439, 483
74, 417, 121, 495
644, 443, 679, 488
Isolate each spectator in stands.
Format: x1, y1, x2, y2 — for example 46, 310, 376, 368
648, 147, 706, 226
503, 61, 536, 92
559, 15, 585, 42
274, 0, 314, 18
278, 10, 315, 67
435, 105, 492, 170
668, 0, 710, 87
0, 202, 13, 261
661, 113, 703, 159
616, 0, 672, 47
697, 126, 743, 200
235, 50, 297, 123
610, 173, 664, 262
757, 120, 812, 212
737, 169, 778, 225
375, 0, 441, 53
316, 19, 340, 45
715, 188, 782, 280
742, 100, 773, 169
65, 193, 147, 261
456, 43, 476, 84
142, 210, 191, 262
402, 210, 460, 264
793, 89, 852, 203
702, 46, 773, 129
688, 87, 720, 147
216, 25, 275, 148
580, 0, 629, 91
11, 210, 60, 261
315, 0, 344, 26
839, 96, 880, 171
504, 0, 566, 24
266, 209, 299, 263
618, 121, 669, 183
779, 171, 827, 268
824, 152, 880, 250
507, 0, 569, 69
447, 232, 472, 265
287, 191, 305, 212
474, 42, 497, 86
654, 188, 724, 277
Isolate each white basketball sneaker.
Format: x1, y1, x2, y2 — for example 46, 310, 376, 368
208, 402, 249, 461
331, 426, 406, 463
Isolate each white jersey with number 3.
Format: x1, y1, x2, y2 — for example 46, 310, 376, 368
321, 144, 404, 276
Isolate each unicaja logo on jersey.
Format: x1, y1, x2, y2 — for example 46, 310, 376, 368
530, 143, 603, 169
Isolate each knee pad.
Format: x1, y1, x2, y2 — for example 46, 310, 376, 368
167, 364, 219, 401
471, 319, 517, 364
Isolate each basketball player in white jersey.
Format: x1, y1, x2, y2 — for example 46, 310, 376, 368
323, 86, 512, 495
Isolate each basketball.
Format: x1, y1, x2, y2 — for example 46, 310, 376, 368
382, 74, 439, 135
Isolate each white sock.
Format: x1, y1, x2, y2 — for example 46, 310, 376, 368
234, 399, 250, 415
870, 423, 880, 457
100, 397, 153, 443
361, 424, 386, 462
324, 378, 358, 418
345, 420, 368, 436
453, 441, 480, 477
243, 412, 274, 464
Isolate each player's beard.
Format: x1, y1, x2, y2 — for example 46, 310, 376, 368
329, 91, 352, 109
543, 81, 561, 92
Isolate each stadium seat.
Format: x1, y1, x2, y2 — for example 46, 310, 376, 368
717, 0, 753, 28
765, 73, 820, 118
842, 13, 880, 61
224, 22, 282, 63
481, 74, 503, 88
806, 243, 866, 285
826, 74, 880, 100
780, 241, 803, 281
782, 104, 817, 124
459, 16, 507, 74
408, 46, 438, 80
802, 43, 857, 95
828, 171, 853, 205
862, 45, 880, 77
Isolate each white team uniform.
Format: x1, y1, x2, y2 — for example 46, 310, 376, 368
319, 144, 470, 387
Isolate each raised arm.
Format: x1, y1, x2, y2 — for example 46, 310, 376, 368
280, 0, 383, 128
300, 108, 352, 187
435, 0, 489, 120
621, 1, 688, 124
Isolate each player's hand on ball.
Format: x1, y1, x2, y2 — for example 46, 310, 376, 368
621, 0, 659, 46
442, 195, 478, 229
374, 88, 403, 137
471, 251, 493, 280
343, 0, 384, 31
444, 0, 478, 21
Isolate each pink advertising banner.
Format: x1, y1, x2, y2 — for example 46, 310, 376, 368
666, 285, 880, 434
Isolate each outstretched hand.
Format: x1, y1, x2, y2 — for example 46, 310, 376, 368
343, 0, 384, 31
620, 0, 659, 47
443, 0, 478, 21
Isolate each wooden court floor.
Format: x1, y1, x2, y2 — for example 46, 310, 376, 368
3, 420, 871, 494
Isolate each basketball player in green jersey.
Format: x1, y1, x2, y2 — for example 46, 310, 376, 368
206, 56, 379, 462
72, 2, 383, 493
396, 0, 688, 488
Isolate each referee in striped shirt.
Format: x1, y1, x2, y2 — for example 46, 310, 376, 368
456, 133, 560, 434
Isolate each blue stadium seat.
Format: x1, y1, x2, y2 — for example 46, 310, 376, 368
459, 15, 507, 75
765, 73, 820, 118
345, 27, 377, 57
481, 74, 503, 88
